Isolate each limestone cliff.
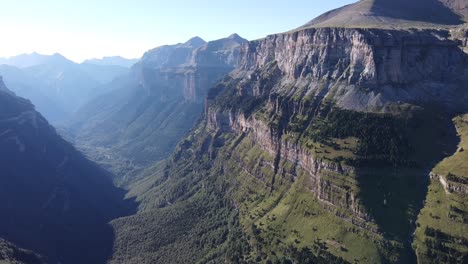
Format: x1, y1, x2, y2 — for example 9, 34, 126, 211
202, 24, 467, 262
233, 27, 468, 112
133, 34, 247, 103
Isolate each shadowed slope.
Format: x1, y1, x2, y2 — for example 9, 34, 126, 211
0, 78, 137, 264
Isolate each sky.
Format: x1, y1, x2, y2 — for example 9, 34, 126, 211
0, 0, 355, 63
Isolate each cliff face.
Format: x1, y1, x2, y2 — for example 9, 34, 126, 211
206, 26, 467, 223
207, 105, 377, 234
201, 25, 468, 262
234, 27, 468, 112
134, 35, 247, 103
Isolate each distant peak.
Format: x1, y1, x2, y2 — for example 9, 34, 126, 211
184, 36, 206, 48
227, 33, 247, 43
52, 53, 66, 58
228, 33, 240, 39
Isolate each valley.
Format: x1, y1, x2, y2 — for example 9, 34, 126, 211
0, 0, 467, 263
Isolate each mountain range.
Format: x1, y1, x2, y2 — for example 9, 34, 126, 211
0, 0, 467, 263
0, 53, 132, 122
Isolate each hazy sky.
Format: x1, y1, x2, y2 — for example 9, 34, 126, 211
0, 0, 355, 62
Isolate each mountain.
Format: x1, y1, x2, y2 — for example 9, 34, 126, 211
102, 4, 468, 264
83, 56, 139, 68
0, 78, 136, 264
302, 0, 467, 29
66, 34, 248, 182
0, 52, 72, 68
0, 53, 129, 122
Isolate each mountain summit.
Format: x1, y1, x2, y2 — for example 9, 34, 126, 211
302, 0, 467, 29
182, 36, 207, 48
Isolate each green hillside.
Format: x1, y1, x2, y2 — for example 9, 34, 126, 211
413, 114, 468, 263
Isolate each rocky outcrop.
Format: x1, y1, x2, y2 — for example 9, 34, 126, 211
430, 172, 468, 194
451, 24, 468, 52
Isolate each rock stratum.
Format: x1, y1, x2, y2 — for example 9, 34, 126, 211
234, 27, 468, 112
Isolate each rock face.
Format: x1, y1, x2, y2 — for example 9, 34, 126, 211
206, 24, 468, 205
207, 104, 378, 228
0, 78, 135, 264
134, 35, 247, 103
202, 23, 467, 261
233, 27, 468, 112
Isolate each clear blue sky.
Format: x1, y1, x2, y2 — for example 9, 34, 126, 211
0, 0, 355, 62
